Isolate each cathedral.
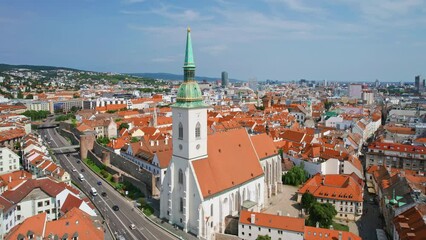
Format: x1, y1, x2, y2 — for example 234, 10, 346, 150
160, 28, 282, 240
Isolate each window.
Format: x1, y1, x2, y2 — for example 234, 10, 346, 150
179, 198, 183, 213
195, 122, 201, 139
210, 204, 214, 216
178, 122, 183, 139
178, 169, 184, 184
45, 200, 50, 206
17, 205, 21, 211
38, 202, 43, 207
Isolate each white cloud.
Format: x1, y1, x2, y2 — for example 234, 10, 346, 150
151, 56, 177, 63
265, 0, 325, 14
148, 4, 213, 22
122, 0, 145, 4
200, 45, 228, 56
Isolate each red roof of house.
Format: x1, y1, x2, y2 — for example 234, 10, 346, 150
298, 174, 363, 202
239, 210, 305, 233
304, 226, 361, 240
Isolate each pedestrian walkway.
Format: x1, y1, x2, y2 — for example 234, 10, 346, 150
262, 184, 302, 218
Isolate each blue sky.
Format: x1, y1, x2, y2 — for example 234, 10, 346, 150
1, 0, 425, 82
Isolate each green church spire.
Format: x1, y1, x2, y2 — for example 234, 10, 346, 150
184, 27, 195, 69
173, 28, 208, 108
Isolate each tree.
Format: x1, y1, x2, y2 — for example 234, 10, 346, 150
256, 235, 271, 240
70, 106, 78, 113
282, 163, 308, 186
301, 192, 316, 212
17, 91, 24, 99
131, 137, 139, 143
307, 202, 337, 228
119, 122, 129, 130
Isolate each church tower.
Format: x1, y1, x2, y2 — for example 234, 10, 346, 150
161, 28, 209, 232
172, 27, 208, 160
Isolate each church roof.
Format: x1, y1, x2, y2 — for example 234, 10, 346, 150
191, 128, 264, 198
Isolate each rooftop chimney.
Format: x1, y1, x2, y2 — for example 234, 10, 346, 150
8, 176, 12, 183
338, 231, 342, 240
316, 222, 319, 228
277, 211, 281, 216
250, 214, 256, 224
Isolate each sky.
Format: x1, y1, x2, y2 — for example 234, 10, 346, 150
0, 0, 425, 82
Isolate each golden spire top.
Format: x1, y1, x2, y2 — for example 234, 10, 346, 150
187, 27, 191, 32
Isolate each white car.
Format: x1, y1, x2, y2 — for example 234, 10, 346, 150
72, 168, 77, 172
129, 224, 136, 230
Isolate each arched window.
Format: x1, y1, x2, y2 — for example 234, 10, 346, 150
178, 122, 183, 139
195, 122, 201, 139
210, 203, 214, 216
178, 169, 184, 184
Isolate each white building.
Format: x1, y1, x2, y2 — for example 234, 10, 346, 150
0, 177, 95, 239
238, 210, 305, 240
160, 29, 271, 240
349, 84, 362, 99
0, 147, 20, 175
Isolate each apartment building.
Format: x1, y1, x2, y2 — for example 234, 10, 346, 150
366, 141, 426, 171
0, 147, 20, 175
297, 174, 364, 220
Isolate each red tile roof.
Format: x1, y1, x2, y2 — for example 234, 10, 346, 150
393, 203, 426, 240
192, 128, 264, 198
304, 226, 361, 240
239, 210, 305, 233
298, 174, 363, 202
250, 133, 279, 159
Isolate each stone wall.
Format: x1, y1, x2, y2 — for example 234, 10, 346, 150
92, 141, 158, 196
58, 126, 152, 196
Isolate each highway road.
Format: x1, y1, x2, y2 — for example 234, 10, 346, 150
40, 125, 176, 240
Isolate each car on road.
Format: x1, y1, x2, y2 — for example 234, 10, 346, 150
76, 160, 81, 164
67, 154, 70, 157
129, 223, 136, 230
72, 168, 77, 172
81, 169, 85, 172
101, 192, 107, 197
112, 205, 119, 211
97, 181, 102, 186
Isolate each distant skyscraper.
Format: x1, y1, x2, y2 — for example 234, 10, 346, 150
415, 75, 424, 93
349, 84, 362, 99
375, 79, 380, 88
221, 71, 228, 88
323, 79, 327, 87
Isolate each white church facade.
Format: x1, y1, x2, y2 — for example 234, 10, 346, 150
160, 28, 281, 240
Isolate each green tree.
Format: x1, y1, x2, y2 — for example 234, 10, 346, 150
256, 235, 271, 240
17, 91, 24, 99
70, 106, 79, 113
307, 203, 337, 228
119, 122, 129, 130
282, 163, 308, 186
96, 136, 110, 145
301, 192, 316, 212
131, 137, 139, 143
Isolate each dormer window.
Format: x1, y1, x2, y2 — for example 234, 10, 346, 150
195, 122, 201, 139
178, 122, 183, 140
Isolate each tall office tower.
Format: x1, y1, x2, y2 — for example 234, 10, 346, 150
323, 79, 327, 87
221, 71, 228, 88
375, 79, 380, 88
349, 84, 363, 99
415, 75, 424, 92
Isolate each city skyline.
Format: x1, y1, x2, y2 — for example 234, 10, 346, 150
1, 0, 425, 82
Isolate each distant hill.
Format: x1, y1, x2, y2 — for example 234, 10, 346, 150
129, 72, 242, 82
0, 63, 81, 72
